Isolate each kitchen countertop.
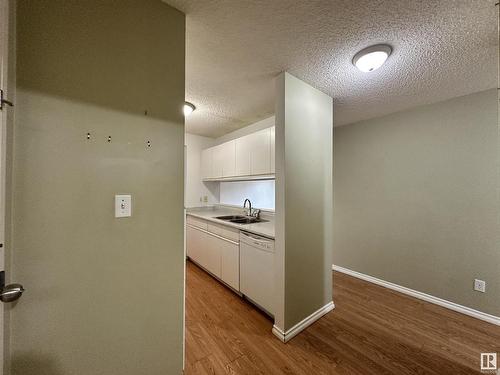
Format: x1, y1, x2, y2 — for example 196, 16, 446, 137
186, 206, 275, 239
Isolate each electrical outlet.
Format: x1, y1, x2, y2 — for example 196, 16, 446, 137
203, 195, 208, 203
474, 279, 486, 293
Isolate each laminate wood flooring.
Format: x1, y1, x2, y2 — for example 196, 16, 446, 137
185, 260, 500, 374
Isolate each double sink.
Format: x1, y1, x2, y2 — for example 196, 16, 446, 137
215, 215, 268, 225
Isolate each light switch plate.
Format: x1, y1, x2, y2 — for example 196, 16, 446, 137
115, 195, 132, 218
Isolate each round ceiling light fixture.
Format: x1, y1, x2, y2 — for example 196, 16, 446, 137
353, 44, 392, 73
183, 102, 196, 117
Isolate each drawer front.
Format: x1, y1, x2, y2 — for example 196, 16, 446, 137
186, 215, 208, 230
207, 222, 240, 242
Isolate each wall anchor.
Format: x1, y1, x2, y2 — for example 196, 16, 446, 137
0, 89, 14, 111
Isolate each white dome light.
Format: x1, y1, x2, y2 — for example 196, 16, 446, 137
183, 102, 196, 117
353, 44, 392, 73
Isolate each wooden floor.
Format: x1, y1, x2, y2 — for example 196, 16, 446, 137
185, 261, 500, 374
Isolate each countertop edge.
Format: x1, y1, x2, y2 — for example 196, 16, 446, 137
186, 212, 275, 239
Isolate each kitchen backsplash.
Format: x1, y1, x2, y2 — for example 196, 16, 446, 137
219, 180, 275, 210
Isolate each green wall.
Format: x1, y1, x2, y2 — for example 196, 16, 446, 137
9, 1, 186, 374
333, 89, 499, 316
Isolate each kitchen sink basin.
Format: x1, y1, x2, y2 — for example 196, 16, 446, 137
214, 215, 268, 225
215, 215, 247, 221
230, 217, 268, 224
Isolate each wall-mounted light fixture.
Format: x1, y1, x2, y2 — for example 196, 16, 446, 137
183, 102, 196, 117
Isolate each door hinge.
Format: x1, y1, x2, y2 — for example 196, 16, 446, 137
0, 89, 14, 110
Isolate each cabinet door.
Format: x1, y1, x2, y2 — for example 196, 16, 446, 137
220, 240, 239, 291
186, 225, 203, 262
203, 233, 222, 277
211, 144, 224, 178
201, 148, 212, 179
270, 126, 275, 173
221, 140, 236, 177
250, 128, 271, 175
187, 226, 221, 277
240, 243, 274, 314
235, 135, 252, 176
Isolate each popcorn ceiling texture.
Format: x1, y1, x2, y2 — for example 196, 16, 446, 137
166, 0, 498, 137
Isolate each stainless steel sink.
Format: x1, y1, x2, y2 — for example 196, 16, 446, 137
230, 217, 268, 224
215, 215, 247, 221
214, 215, 268, 225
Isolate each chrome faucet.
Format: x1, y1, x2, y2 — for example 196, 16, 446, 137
243, 198, 252, 217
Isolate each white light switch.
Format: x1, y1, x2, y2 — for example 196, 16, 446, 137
115, 195, 132, 218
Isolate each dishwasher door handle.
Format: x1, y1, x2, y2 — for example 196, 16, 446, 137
240, 231, 272, 241
240, 232, 274, 251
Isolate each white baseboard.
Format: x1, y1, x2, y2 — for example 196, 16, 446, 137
332, 265, 500, 326
272, 301, 335, 343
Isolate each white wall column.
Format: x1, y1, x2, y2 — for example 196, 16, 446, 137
273, 72, 334, 342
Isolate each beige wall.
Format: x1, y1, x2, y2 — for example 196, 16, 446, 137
333, 89, 499, 316
275, 73, 333, 331
9, 1, 185, 374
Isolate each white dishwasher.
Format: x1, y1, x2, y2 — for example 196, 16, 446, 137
240, 231, 275, 316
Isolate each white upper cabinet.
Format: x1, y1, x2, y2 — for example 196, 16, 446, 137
206, 141, 236, 179
221, 140, 236, 177
250, 128, 271, 175
201, 148, 212, 179
202, 126, 275, 180
235, 128, 273, 177
235, 135, 252, 176
211, 144, 224, 178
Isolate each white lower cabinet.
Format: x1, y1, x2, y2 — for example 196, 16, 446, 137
220, 240, 239, 290
186, 225, 221, 277
186, 225, 204, 262
203, 233, 222, 277
186, 218, 240, 292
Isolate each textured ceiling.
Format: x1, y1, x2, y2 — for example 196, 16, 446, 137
165, 0, 498, 137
